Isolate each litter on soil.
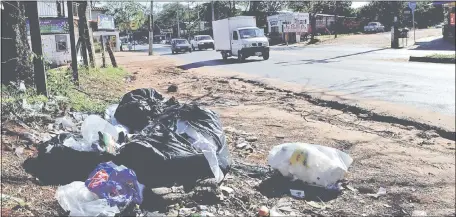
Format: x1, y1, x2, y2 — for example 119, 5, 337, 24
21, 88, 356, 216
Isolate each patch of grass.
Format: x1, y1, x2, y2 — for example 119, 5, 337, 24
2, 66, 129, 117
48, 66, 129, 113
424, 53, 456, 59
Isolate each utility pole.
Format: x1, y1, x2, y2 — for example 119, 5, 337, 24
67, 1, 79, 84
211, 1, 215, 21
149, 1, 153, 55
177, 7, 180, 38
197, 2, 201, 34
25, 1, 47, 96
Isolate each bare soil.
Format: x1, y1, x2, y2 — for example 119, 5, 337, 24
1, 51, 455, 216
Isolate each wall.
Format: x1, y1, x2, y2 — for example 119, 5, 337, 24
28, 34, 72, 67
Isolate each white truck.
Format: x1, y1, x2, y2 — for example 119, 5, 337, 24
212, 16, 270, 62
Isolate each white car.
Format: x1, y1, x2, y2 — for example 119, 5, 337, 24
190, 35, 215, 51
364, 22, 385, 33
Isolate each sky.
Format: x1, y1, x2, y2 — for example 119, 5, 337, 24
351, 2, 370, 8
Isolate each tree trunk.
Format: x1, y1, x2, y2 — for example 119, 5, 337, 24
310, 13, 317, 41
100, 36, 106, 68
106, 39, 117, 67
78, 1, 95, 68
1, 1, 34, 85
77, 3, 88, 67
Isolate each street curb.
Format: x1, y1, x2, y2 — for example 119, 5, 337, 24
228, 76, 456, 142
409, 56, 456, 64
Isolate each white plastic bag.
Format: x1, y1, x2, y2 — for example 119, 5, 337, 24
104, 104, 130, 135
176, 120, 224, 183
81, 115, 119, 145
268, 143, 353, 188
62, 137, 93, 152
55, 181, 120, 216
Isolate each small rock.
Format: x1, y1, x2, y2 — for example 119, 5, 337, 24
220, 186, 234, 195
178, 207, 194, 216
246, 136, 258, 142
166, 209, 178, 217
236, 142, 249, 149
198, 205, 208, 211
200, 211, 215, 217
167, 84, 178, 92
15, 147, 24, 157
411, 210, 427, 216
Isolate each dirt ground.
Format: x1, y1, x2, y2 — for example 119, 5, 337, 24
1, 51, 455, 216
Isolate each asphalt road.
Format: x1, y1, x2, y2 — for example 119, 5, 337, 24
134, 43, 455, 116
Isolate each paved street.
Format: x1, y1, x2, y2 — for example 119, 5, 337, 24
134, 42, 455, 116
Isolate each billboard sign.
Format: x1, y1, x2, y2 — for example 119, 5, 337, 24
97, 15, 115, 30
284, 24, 309, 33
26, 18, 69, 35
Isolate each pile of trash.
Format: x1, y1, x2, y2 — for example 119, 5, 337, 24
23, 88, 354, 216
24, 88, 232, 216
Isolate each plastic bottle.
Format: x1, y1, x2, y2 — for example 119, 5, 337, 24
81, 115, 119, 145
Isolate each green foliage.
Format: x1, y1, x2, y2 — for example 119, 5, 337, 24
425, 53, 456, 59
2, 67, 129, 117
288, 1, 355, 16
105, 1, 147, 32
357, 1, 443, 29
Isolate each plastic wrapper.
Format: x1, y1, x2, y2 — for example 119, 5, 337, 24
268, 143, 353, 188
81, 115, 119, 145
85, 161, 144, 207
56, 181, 120, 216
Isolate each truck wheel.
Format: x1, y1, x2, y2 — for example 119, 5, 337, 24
238, 52, 245, 62
263, 51, 270, 60
222, 52, 228, 60
172, 50, 175, 54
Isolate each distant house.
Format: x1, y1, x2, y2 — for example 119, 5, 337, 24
27, 2, 119, 67
90, 6, 120, 52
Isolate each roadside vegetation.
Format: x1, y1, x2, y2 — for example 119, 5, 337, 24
409, 53, 456, 64
1, 66, 129, 121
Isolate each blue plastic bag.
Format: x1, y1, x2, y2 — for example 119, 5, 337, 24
85, 161, 144, 207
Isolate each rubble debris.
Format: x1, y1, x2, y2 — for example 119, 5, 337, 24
290, 189, 305, 199
167, 84, 178, 92
367, 187, 387, 199
258, 206, 270, 217
55, 116, 76, 131
411, 210, 427, 216
1, 194, 28, 208
268, 143, 353, 188
220, 186, 234, 195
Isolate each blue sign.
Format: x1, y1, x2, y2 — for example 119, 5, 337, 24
97, 15, 115, 30
408, 2, 416, 12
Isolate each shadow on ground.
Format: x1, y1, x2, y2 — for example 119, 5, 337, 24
178, 59, 263, 70
410, 37, 456, 51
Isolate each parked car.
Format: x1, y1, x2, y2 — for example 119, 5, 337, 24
364, 22, 385, 33
171, 39, 192, 54
190, 35, 215, 51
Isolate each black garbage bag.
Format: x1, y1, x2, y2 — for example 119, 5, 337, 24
114, 88, 167, 132
23, 133, 114, 185
114, 100, 232, 188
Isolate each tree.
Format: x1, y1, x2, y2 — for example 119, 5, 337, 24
78, 1, 96, 68
105, 1, 147, 32
1, 1, 34, 85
